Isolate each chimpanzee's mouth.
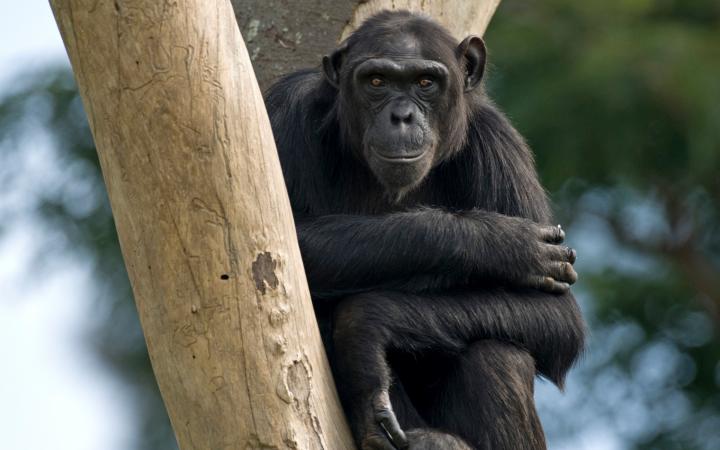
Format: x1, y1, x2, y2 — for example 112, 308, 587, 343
373, 149, 427, 163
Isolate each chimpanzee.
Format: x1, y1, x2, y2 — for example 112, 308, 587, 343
264, 10, 585, 450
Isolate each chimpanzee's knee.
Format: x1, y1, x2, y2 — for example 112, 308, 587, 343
332, 292, 398, 349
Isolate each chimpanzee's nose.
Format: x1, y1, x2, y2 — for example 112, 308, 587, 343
390, 104, 414, 125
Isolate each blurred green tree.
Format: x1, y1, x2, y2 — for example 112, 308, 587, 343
486, 1, 720, 448
1, 1, 718, 449
0, 68, 176, 450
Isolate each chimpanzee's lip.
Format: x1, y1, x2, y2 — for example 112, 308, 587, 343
374, 150, 426, 163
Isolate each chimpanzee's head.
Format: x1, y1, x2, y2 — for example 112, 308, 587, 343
322, 10, 486, 196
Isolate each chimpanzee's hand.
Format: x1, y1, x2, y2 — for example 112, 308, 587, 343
467, 212, 579, 293
517, 223, 577, 294
461, 211, 578, 293
358, 390, 408, 450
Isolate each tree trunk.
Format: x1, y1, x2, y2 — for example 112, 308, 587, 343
49, 0, 500, 449
49, 0, 352, 448
232, 0, 501, 90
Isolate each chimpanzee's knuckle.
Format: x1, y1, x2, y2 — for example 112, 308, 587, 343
566, 264, 578, 283
557, 226, 566, 242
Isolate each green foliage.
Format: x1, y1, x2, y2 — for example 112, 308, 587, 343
489, 0, 720, 192
486, 1, 720, 448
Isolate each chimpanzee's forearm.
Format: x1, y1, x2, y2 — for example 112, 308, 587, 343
296, 208, 557, 297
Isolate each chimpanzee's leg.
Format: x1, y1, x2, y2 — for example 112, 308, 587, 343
332, 290, 478, 449
331, 295, 409, 450
423, 340, 546, 450
331, 288, 583, 450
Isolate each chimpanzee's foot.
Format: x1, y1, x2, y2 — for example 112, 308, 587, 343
360, 390, 408, 450
405, 429, 473, 450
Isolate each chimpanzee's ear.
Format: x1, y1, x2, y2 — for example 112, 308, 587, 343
322, 42, 349, 89
456, 35, 486, 92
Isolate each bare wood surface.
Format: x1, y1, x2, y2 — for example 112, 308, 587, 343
340, 0, 502, 40
231, 0, 502, 90
49, 0, 352, 448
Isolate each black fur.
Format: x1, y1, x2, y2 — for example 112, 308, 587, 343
265, 10, 585, 450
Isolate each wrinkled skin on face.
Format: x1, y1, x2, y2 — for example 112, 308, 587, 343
323, 25, 485, 198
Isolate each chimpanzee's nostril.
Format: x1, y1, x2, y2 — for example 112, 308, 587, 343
390, 111, 413, 125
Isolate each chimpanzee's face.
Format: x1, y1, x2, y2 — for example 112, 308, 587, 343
323, 31, 486, 197
351, 53, 448, 193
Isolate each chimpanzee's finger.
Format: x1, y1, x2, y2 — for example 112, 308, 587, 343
526, 275, 570, 294
539, 224, 565, 244
377, 410, 408, 449
549, 261, 578, 284
362, 434, 398, 450
544, 244, 577, 264
567, 246, 577, 264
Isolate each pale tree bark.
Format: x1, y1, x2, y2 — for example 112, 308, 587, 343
232, 0, 501, 90
50, 0, 500, 449
49, 0, 351, 448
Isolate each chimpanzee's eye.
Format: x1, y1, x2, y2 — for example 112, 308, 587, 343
418, 78, 434, 88
370, 77, 385, 87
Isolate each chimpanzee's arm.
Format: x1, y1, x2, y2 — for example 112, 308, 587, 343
266, 72, 576, 298
297, 208, 576, 298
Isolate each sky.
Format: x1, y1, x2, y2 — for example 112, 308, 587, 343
0, 2, 132, 449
